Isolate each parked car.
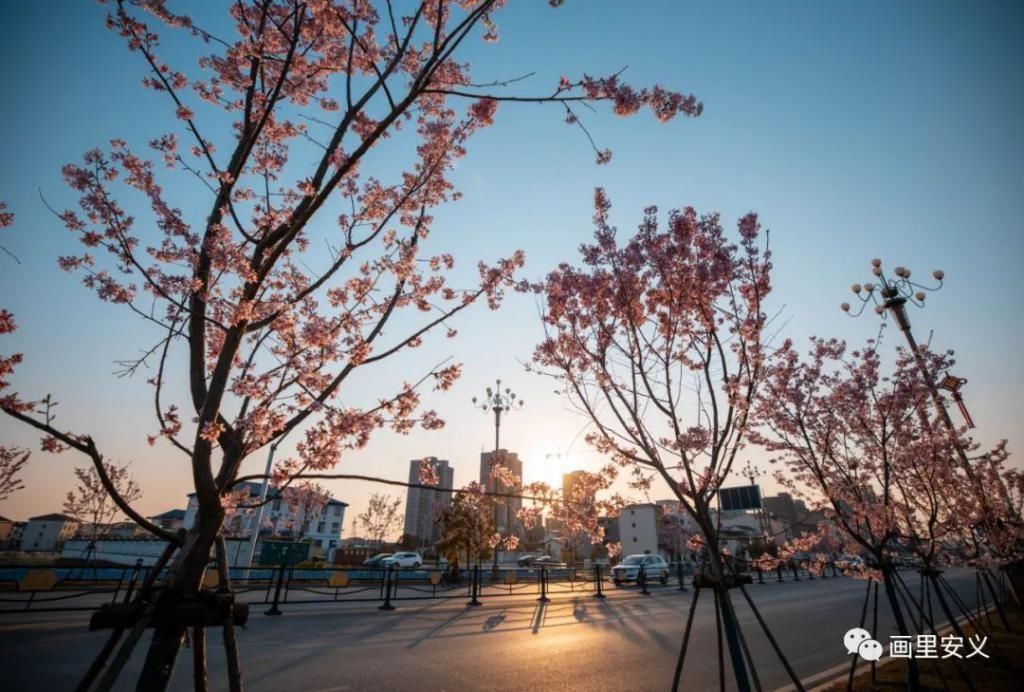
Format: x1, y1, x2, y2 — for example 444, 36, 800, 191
362, 553, 392, 568
837, 554, 865, 568
380, 552, 424, 569
611, 554, 670, 585
516, 554, 546, 567
526, 555, 563, 568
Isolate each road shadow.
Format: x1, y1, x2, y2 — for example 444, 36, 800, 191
483, 611, 506, 632
406, 606, 473, 649
531, 602, 548, 634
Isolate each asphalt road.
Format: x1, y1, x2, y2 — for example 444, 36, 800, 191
0, 569, 991, 691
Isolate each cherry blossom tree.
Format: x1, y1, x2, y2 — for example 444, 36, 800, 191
532, 190, 773, 690
753, 337, 1019, 687
63, 462, 144, 542
356, 492, 402, 546
435, 481, 494, 566
0, 3, 701, 688
0, 445, 28, 504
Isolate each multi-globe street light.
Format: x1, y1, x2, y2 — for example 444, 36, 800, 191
472, 379, 524, 574
841, 259, 973, 464
739, 460, 769, 536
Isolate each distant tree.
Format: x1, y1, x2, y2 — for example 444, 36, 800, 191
63, 462, 143, 542
357, 493, 402, 546
0, 445, 28, 504
435, 482, 495, 566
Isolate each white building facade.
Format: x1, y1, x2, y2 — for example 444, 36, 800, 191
183, 482, 348, 557
618, 504, 662, 557
23, 513, 79, 552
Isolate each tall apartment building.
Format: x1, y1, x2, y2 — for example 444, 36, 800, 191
403, 457, 454, 547
480, 449, 523, 536
555, 470, 595, 554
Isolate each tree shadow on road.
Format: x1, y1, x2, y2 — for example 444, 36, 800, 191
483, 611, 506, 631
406, 606, 474, 649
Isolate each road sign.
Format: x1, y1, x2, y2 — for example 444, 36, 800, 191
719, 485, 762, 511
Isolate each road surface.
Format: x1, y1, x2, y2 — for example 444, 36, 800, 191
0, 568, 991, 691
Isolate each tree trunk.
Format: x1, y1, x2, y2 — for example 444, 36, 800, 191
882, 567, 920, 692
701, 519, 753, 692
134, 514, 222, 691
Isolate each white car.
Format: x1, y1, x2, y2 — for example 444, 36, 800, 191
611, 554, 670, 585
380, 552, 423, 569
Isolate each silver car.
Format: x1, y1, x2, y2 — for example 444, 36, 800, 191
611, 554, 670, 585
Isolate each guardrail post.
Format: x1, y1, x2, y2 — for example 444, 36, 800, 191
757, 565, 764, 585
379, 564, 396, 611
832, 562, 839, 577
265, 563, 286, 616
677, 562, 687, 591
777, 564, 783, 582
639, 564, 650, 596
791, 562, 800, 581
593, 564, 606, 599
537, 566, 550, 603
468, 564, 481, 607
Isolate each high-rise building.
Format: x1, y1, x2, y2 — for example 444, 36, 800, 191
403, 457, 454, 547
549, 470, 590, 534
480, 449, 522, 536
562, 470, 593, 504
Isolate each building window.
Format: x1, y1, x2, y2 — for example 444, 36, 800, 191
331, 522, 340, 533
272, 499, 281, 512
631, 522, 636, 528
633, 537, 637, 542
317, 522, 325, 533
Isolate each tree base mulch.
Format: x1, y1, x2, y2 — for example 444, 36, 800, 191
828, 601, 1024, 691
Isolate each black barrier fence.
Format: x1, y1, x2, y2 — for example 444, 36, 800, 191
0, 557, 874, 615
0, 559, 148, 614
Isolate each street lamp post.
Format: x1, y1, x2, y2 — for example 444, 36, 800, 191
740, 460, 769, 537
472, 378, 524, 575
246, 436, 287, 572
841, 260, 973, 464
842, 259, 1016, 548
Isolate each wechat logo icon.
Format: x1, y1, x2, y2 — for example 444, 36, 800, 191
844, 628, 883, 661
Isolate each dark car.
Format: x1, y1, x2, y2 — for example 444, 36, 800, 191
362, 553, 393, 568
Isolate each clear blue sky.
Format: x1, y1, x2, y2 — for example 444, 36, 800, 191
1, 1, 1021, 527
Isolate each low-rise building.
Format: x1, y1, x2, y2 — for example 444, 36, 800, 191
23, 513, 79, 552
0, 515, 14, 545
618, 503, 662, 557
183, 482, 348, 558
148, 509, 186, 532
5, 521, 26, 549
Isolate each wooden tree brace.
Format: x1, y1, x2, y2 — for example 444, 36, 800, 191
89, 593, 249, 631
